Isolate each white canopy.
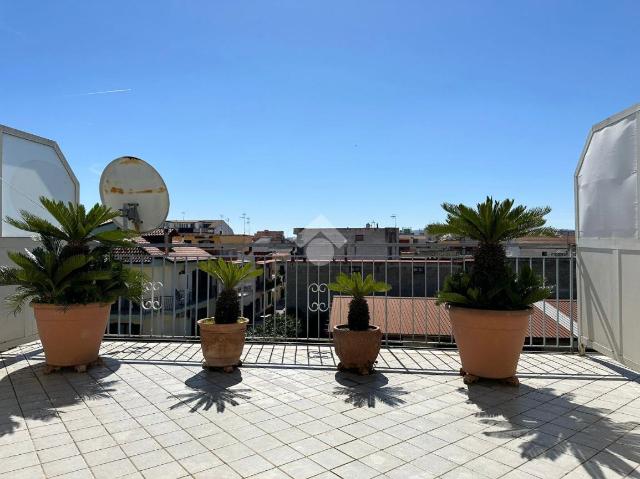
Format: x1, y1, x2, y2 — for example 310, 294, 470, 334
575, 103, 640, 372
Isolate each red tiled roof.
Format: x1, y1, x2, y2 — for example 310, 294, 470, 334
329, 297, 576, 339
113, 237, 210, 263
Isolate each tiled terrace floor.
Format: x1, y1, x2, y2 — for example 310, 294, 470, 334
1, 341, 639, 479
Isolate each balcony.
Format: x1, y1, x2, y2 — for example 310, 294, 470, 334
1, 250, 639, 478
103, 252, 578, 348
1, 339, 639, 478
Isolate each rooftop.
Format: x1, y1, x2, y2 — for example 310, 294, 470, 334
1, 340, 638, 479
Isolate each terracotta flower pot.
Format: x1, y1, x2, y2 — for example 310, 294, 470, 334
332, 325, 382, 375
197, 318, 248, 371
32, 303, 112, 368
449, 305, 530, 384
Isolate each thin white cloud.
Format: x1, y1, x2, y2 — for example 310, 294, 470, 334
72, 88, 133, 97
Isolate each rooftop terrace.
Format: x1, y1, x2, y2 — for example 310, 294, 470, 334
1, 340, 639, 479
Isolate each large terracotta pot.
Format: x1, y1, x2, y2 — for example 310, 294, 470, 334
332, 325, 382, 375
198, 318, 248, 371
449, 305, 530, 383
32, 303, 112, 368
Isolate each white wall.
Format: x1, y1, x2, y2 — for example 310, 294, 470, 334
0, 238, 40, 351
1, 131, 78, 236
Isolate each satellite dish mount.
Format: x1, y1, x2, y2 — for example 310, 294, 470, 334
99, 156, 170, 234
119, 202, 142, 231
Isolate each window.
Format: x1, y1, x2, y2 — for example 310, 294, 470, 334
355, 234, 364, 242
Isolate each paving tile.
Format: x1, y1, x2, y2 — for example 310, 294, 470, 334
140, 460, 188, 479
0, 464, 45, 479
280, 457, 326, 479
290, 436, 331, 455
362, 450, 405, 473
316, 429, 355, 447
411, 453, 458, 476
228, 454, 274, 476
383, 462, 432, 479
120, 437, 162, 456
333, 460, 379, 479
165, 439, 208, 460
259, 444, 303, 466
441, 465, 478, 478
465, 456, 513, 478
54, 468, 96, 479
193, 463, 241, 478
4, 452, 42, 474
32, 431, 75, 451
36, 443, 80, 463
75, 435, 117, 454
199, 431, 238, 450
434, 443, 480, 465
3, 341, 640, 479
179, 451, 222, 474
337, 439, 379, 460
309, 448, 354, 469
214, 442, 253, 462
0, 439, 36, 459
41, 454, 88, 477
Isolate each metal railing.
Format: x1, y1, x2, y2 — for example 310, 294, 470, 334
105, 244, 577, 351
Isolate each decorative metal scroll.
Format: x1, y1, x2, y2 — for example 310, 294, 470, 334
308, 282, 329, 312
141, 281, 163, 311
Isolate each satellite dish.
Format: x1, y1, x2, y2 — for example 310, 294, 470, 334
99, 156, 170, 233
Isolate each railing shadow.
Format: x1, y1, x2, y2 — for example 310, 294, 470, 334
0, 361, 119, 438
333, 372, 408, 408
169, 369, 251, 413
464, 384, 640, 479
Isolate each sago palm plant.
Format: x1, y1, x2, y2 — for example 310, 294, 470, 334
200, 258, 262, 324
328, 273, 391, 330
427, 197, 554, 310
6, 197, 133, 254
0, 198, 145, 312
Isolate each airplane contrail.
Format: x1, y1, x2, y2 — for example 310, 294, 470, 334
74, 88, 133, 96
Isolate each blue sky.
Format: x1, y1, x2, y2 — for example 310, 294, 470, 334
1, 1, 638, 235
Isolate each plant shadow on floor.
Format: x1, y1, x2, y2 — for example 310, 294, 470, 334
462, 379, 640, 479
0, 357, 120, 438
170, 369, 251, 414
334, 371, 408, 408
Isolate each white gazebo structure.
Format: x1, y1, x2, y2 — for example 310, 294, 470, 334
0, 125, 79, 351
575, 103, 640, 371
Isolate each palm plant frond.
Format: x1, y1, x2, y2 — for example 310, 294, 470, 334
199, 258, 262, 324
427, 197, 557, 243
200, 258, 262, 291
0, 198, 148, 312
328, 273, 391, 298
431, 197, 553, 310
328, 273, 391, 330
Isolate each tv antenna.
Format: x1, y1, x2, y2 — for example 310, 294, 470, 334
99, 156, 170, 233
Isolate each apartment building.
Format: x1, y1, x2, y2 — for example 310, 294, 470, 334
293, 224, 400, 260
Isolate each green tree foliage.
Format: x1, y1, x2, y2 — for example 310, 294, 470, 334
328, 273, 391, 331
0, 198, 145, 312
247, 314, 301, 339
427, 197, 554, 310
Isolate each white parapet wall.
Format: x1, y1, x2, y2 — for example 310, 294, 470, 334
575, 103, 640, 372
0, 125, 79, 351
0, 238, 40, 351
